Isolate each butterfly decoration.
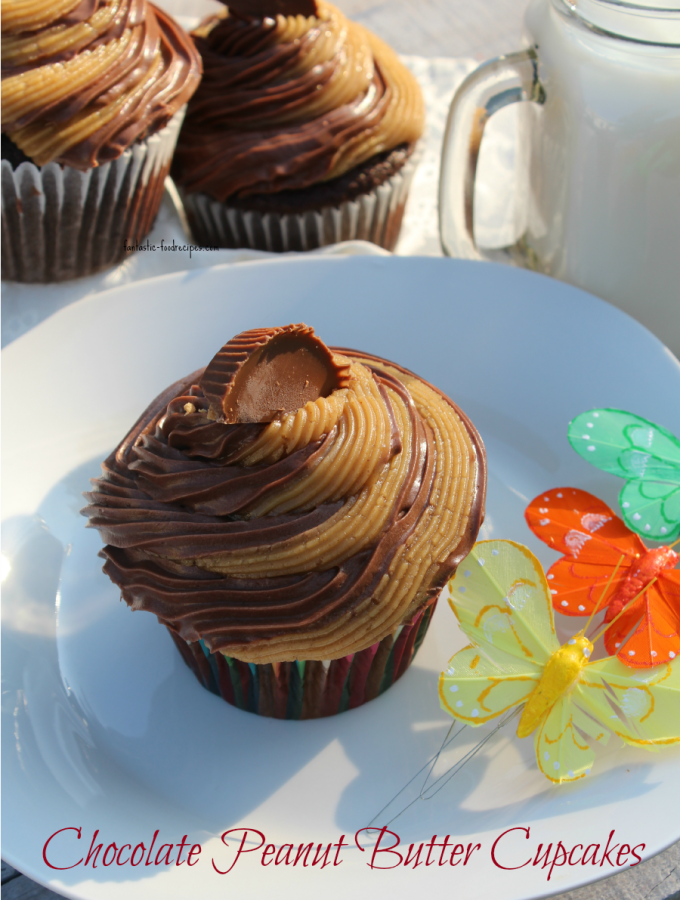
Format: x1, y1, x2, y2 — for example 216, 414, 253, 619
525, 488, 680, 668
439, 540, 680, 784
568, 409, 680, 542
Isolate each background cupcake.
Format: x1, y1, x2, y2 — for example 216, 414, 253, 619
1, 0, 202, 282
172, 0, 425, 252
83, 324, 486, 719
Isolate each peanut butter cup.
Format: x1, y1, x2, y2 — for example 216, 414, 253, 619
201, 324, 351, 422
83, 324, 486, 718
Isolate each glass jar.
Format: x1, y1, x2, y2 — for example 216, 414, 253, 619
440, 0, 680, 356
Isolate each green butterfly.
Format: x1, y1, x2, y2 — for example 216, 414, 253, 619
568, 409, 680, 542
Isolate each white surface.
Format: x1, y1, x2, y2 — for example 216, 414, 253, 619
3, 256, 680, 900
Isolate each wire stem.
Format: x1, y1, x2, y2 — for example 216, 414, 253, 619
369, 707, 522, 829
366, 721, 466, 828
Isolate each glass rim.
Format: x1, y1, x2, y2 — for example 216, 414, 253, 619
556, 0, 680, 44
595, 0, 680, 11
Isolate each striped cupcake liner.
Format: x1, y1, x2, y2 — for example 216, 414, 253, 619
168, 596, 437, 719
178, 146, 421, 254
1, 107, 185, 283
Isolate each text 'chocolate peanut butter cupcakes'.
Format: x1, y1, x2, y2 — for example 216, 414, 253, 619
1, 0, 202, 282
83, 325, 485, 718
172, 0, 425, 253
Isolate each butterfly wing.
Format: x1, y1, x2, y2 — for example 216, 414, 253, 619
568, 409, 680, 541
578, 657, 680, 747
526, 488, 645, 562
534, 695, 601, 783
440, 644, 541, 726
447, 539, 560, 665
568, 409, 680, 479
440, 540, 559, 726
619, 479, 680, 542
604, 574, 680, 668
543, 557, 627, 619
526, 488, 645, 617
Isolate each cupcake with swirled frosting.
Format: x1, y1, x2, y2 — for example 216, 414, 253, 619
83, 324, 486, 719
172, 0, 424, 252
1, 0, 202, 282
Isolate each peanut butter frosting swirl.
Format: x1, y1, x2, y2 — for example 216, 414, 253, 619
83, 327, 485, 665
172, 1, 425, 200
1, 0, 202, 168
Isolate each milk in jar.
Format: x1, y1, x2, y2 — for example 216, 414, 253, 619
522, 0, 680, 348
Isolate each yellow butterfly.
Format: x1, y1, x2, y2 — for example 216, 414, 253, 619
439, 540, 680, 783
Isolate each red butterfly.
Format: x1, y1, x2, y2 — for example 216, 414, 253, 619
525, 488, 680, 668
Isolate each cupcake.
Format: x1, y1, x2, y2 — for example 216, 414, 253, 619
172, 0, 425, 253
1, 0, 202, 283
82, 324, 485, 718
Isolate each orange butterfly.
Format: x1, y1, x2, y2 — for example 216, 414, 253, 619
525, 488, 680, 668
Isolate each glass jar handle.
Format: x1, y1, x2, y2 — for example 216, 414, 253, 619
439, 48, 546, 263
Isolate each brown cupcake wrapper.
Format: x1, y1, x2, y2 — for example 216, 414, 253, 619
169, 595, 437, 719
1, 107, 186, 283
179, 146, 421, 254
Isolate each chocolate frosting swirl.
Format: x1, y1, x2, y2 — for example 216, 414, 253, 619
83, 328, 485, 664
172, 1, 424, 200
1, 0, 202, 168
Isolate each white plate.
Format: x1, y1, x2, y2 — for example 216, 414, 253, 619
3, 256, 680, 900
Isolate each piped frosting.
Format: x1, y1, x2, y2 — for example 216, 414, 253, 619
83, 328, 485, 664
1, 0, 202, 168
173, 1, 424, 200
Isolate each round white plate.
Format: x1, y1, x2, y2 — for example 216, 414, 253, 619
3, 256, 680, 900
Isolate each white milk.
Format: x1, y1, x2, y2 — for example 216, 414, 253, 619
521, 0, 680, 351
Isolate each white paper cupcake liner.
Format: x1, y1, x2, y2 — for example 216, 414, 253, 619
180, 145, 421, 254
1, 107, 186, 283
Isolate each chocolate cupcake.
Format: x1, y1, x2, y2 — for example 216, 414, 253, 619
172, 1, 425, 252
83, 324, 485, 718
1, 0, 202, 282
